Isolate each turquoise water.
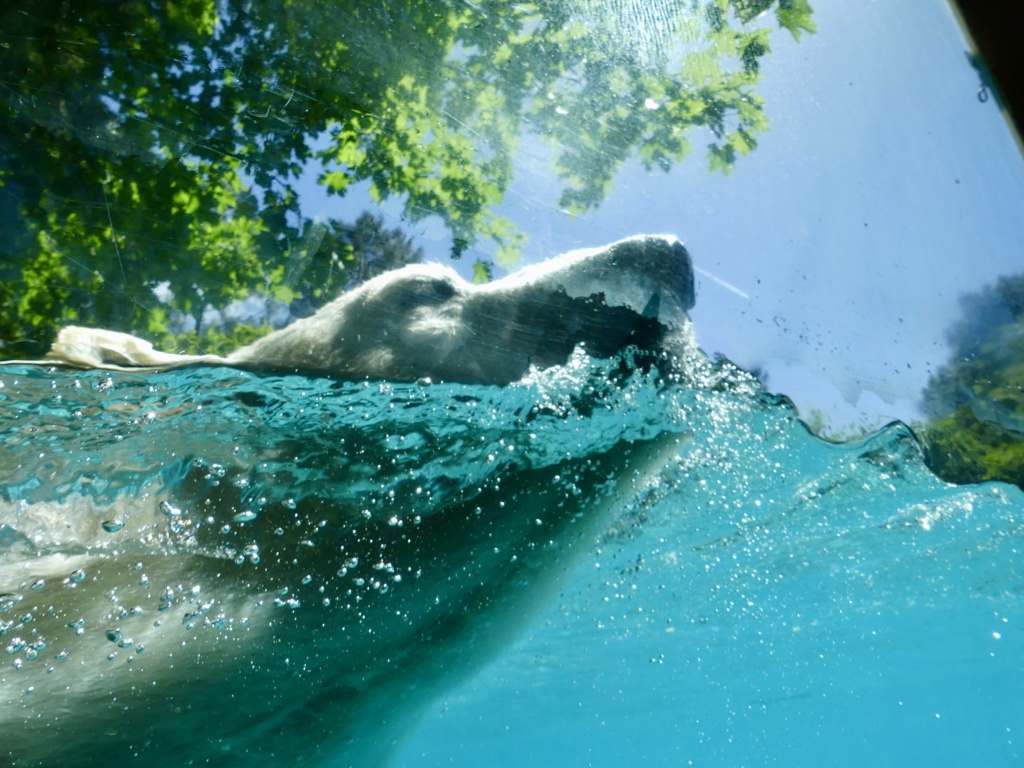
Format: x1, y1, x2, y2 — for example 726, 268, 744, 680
399, 400, 1024, 766
1, 351, 1021, 766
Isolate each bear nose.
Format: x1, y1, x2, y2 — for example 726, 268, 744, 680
665, 239, 695, 311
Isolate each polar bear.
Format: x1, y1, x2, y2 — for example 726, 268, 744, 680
36, 234, 695, 384
0, 235, 694, 767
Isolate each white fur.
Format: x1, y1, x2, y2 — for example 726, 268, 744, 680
8, 235, 695, 384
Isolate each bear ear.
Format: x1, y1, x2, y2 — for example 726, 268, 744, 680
364, 264, 464, 312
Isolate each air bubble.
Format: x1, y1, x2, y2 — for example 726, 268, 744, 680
101, 520, 125, 533
106, 629, 121, 643
30, 580, 45, 591
160, 501, 182, 518
233, 511, 258, 523
0, 594, 23, 612
68, 570, 86, 584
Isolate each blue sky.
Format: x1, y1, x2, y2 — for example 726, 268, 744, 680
295, 1, 1024, 433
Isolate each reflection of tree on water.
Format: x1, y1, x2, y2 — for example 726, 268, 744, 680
920, 274, 1024, 489
0, 0, 813, 357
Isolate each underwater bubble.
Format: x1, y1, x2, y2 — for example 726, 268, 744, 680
117, 638, 133, 648
130, 606, 143, 615
101, 520, 125, 533
232, 511, 258, 523
106, 629, 121, 643
139, 575, 149, 587
1, 594, 24, 612
135, 645, 145, 654
12, 658, 23, 670
283, 498, 297, 510
301, 575, 312, 585
160, 501, 182, 518
30, 580, 45, 591
24, 648, 37, 661
107, 653, 117, 661
66, 618, 85, 630
68, 569, 86, 584
55, 650, 68, 661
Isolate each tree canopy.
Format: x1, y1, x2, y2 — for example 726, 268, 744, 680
919, 273, 1024, 489
0, 0, 814, 357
